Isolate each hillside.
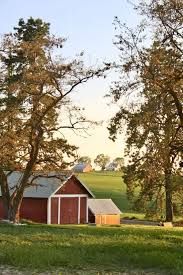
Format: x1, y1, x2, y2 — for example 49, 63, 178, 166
77, 171, 132, 213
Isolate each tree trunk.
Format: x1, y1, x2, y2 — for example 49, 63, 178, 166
7, 194, 23, 223
165, 169, 173, 222
0, 169, 11, 219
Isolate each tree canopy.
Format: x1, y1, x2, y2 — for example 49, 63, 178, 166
108, 0, 183, 221
94, 154, 110, 171
77, 156, 91, 164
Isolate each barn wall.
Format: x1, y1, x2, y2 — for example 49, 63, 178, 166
20, 198, 47, 223
95, 214, 120, 225
50, 196, 88, 224
55, 176, 89, 195
0, 198, 47, 223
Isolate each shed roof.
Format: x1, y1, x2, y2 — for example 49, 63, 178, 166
88, 199, 121, 215
0, 172, 94, 198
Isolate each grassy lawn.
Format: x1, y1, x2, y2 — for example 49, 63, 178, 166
1, 223, 183, 274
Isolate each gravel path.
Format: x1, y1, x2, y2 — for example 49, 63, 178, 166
0, 266, 165, 275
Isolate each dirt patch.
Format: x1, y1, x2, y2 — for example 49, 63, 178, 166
121, 219, 160, 226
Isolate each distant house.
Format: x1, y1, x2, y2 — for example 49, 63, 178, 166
105, 162, 118, 171
88, 199, 121, 225
105, 163, 115, 171
72, 163, 93, 173
105, 162, 122, 171
0, 172, 94, 224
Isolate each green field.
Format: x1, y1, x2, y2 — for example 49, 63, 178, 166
77, 171, 134, 214
1, 223, 183, 274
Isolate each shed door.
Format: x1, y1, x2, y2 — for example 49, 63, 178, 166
60, 197, 78, 224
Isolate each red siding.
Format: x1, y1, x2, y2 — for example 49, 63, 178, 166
0, 198, 47, 223
20, 198, 47, 223
56, 176, 89, 195
60, 197, 78, 224
0, 175, 90, 225
51, 197, 58, 224
80, 197, 87, 223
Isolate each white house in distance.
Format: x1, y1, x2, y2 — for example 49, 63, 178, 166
105, 162, 120, 171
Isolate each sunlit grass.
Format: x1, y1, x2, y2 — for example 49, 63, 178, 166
77, 171, 132, 212
0, 224, 183, 273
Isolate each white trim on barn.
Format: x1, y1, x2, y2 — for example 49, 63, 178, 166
51, 174, 94, 198
86, 197, 88, 223
47, 196, 51, 224
51, 194, 88, 198
51, 175, 72, 196
47, 194, 89, 225
78, 197, 80, 224
45, 175, 93, 225
58, 197, 61, 224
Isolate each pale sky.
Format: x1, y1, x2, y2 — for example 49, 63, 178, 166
0, 0, 140, 161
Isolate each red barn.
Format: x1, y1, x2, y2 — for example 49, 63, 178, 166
0, 172, 94, 224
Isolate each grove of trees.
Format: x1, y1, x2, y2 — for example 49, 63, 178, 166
94, 154, 110, 171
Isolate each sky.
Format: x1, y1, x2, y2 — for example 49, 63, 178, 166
0, 0, 140, 162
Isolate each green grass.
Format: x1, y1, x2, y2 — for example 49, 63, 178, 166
1, 224, 183, 274
77, 171, 131, 212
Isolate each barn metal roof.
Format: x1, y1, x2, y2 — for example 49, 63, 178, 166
72, 163, 92, 172
88, 199, 121, 215
0, 171, 94, 198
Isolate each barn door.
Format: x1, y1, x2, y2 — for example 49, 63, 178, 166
51, 198, 58, 224
60, 197, 78, 224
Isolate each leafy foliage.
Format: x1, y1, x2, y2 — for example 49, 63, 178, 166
108, 0, 183, 221
77, 156, 91, 164
0, 18, 103, 222
94, 154, 110, 170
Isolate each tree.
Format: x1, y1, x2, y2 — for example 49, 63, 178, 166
113, 157, 124, 170
107, 1, 183, 221
94, 154, 110, 170
139, 0, 183, 140
0, 18, 102, 222
77, 156, 91, 164
142, 0, 183, 158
